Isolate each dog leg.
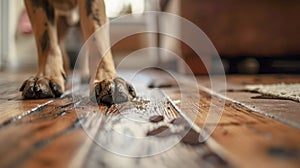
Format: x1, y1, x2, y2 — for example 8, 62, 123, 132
57, 16, 71, 75
20, 0, 66, 98
78, 0, 136, 105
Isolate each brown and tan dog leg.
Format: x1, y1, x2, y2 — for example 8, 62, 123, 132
78, 0, 136, 105
57, 16, 71, 75
20, 0, 66, 98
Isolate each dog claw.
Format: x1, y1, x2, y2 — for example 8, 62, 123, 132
50, 81, 63, 97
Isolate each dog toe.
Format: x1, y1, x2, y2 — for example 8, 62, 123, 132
20, 76, 63, 99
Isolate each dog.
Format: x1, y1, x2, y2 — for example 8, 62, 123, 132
19, 0, 136, 106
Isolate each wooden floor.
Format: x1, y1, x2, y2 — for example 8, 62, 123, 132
0, 70, 299, 168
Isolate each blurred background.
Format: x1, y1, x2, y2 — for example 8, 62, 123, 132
0, 0, 299, 74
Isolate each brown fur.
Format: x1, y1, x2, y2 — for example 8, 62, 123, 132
20, 0, 136, 106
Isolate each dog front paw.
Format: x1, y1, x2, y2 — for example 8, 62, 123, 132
92, 77, 136, 106
19, 76, 64, 99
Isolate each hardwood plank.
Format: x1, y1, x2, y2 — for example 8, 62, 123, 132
189, 75, 300, 128
164, 85, 300, 168
225, 91, 300, 129
77, 88, 230, 168
2, 71, 298, 168
19, 93, 108, 168
85, 141, 226, 168
21, 129, 87, 168
225, 75, 300, 128
0, 96, 79, 168
0, 99, 52, 125
0, 72, 231, 168
146, 71, 300, 167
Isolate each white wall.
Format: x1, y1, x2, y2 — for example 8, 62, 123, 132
0, 0, 29, 71
0, 1, 2, 69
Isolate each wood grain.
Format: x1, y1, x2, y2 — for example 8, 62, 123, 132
0, 72, 229, 168
0, 71, 299, 168
0, 97, 79, 167
78, 89, 228, 168
164, 84, 300, 168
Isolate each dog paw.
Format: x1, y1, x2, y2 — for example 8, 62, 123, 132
19, 76, 64, 99
92, 77, 136, 106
